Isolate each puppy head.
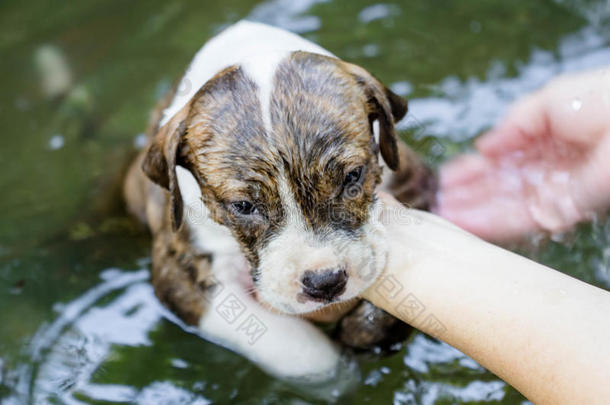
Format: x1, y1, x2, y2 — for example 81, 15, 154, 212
142, 53, 407, 314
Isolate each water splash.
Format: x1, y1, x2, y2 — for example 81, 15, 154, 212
358, 4, 400, 24
10, 269, 167, 404
400, 27, 610, 140
248, 0, 330, 33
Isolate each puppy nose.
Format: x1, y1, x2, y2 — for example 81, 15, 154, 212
301, 269, 348, 302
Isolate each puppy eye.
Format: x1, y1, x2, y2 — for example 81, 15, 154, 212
343, 166, 363, 186
231, 200, 257, 216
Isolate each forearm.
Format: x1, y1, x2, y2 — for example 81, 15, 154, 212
363, 207, 610, 404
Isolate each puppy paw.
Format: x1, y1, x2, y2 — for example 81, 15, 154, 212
335, 300, 412, 354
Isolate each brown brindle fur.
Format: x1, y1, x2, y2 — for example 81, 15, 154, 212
125, 82, 213, 325
271, 53, 382, 236
151, 209, 213, 325
123, 51, 437, 350
183, 65, 274, 273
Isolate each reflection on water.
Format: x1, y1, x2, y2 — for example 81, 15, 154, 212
11, 270, 162, 403
7, 270, 513, 404
1, 0, 609, 403
593, 220, 610, 286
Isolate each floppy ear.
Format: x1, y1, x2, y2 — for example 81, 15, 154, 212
142, 108, 189, 231
343, 62, 407, 171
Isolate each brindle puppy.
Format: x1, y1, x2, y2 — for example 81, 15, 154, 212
124, 21, 436, 379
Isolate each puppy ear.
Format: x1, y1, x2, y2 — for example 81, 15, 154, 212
343, 62, 407, 171
142, 109, 189, 231
383, 86, 408, 122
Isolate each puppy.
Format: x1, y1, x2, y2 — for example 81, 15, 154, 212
124, 21, 436, 380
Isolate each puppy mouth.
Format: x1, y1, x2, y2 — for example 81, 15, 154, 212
298, 297, 360, 321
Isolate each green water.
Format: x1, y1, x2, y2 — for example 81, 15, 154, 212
1, 0, 609, 403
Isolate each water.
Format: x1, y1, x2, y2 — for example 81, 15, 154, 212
1, 0, 609, 403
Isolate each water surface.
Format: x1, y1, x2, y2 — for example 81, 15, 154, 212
1, 0, 609, 403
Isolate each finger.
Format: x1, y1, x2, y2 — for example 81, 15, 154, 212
437, 166, 537, 242
440, 160, 524, 208
476, 91, 549, 157
439, 154, 491, 188
438, 181, 495, 209
437, 196, 538, 243
570, 133, 610, 216
475, 125, 534, 157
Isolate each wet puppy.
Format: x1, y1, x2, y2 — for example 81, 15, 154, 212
124, 21, 435, 380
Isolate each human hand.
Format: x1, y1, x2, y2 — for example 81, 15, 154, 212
370, 193, 610, 405
437, 68, 610, 242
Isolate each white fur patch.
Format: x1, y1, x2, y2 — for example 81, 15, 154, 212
175, 166, 244, 275
198, 278, 341, 380
277, 174, 308, 235
161, 20, 334, 127
257, 175, 321, 313
241, 51, 289, 133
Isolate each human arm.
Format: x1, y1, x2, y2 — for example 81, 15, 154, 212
364, 193, 610, 404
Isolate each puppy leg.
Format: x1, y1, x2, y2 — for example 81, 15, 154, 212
199, 268, 343, 380
151, 222, 343, 380
335, 300, 411, 353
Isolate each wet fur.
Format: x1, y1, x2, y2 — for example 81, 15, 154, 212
123, 25, 436, 356
124, 92, 435, 352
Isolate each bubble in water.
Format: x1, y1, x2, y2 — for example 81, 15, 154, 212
133, 133, 147, 149
48, 134, 64, 150
571, 98, 582, 111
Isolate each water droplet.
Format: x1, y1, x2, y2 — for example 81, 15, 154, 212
390, 80, 413, 96
133, 133, 147, 149
362, 43, 379, 57
48, 134, 64, 150
358, 4, 399, 23
170, 358, 188, 369
571, 98, 582, 111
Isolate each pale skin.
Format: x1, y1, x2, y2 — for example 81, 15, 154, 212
364, 192, 610, 404
362, 68, 610, 403
437, 68, 610, 242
